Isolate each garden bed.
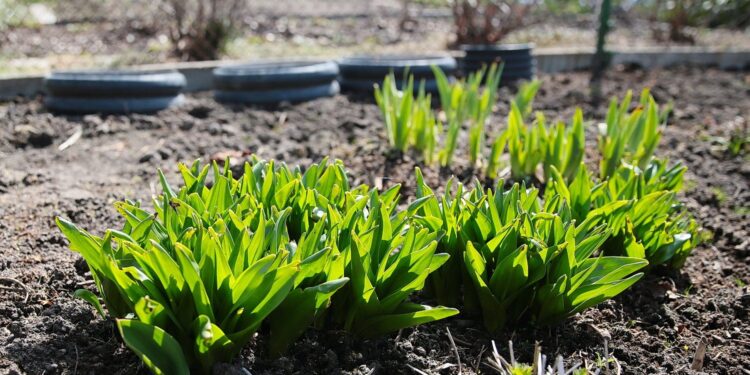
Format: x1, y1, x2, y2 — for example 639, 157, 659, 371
0, 66, 748, 374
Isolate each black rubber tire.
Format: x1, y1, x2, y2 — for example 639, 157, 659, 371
461, 64, 536, 77
478, 73, 536, 84
213, 61, 339, 90
45, 70, 186, 98
460, 64, 536, 77
459, 44, 535, 80
460, 43, 534, 59
45, 95, 184, 114
461, 58, 536, 70
338, 55, 456, 80
214, 81, 339, 105
340, 78, 440, 93
499, 75, 535, 84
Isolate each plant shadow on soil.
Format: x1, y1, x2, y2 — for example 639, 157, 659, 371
0, 66, 748, 374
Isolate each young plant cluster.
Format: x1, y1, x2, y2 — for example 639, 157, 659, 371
546, 160, 699, 269
375, 68, 581, 178
374, 75, 438, 163
56, 152, 693, 373
434, 63, 502, 167
59, 158, 458, 374
499, 86, 697, 268
373, 77, 699, 332
441, 73, 696, 267
60, 79, 699, 374
414, 170, 647, 332
489, 100, 584, 182
374, 64, 502, 168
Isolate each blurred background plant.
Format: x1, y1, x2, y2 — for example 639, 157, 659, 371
708, 116, 750, 157
159, 0, 248, 61
450, 0, 537, 46
643, 0, 750, 43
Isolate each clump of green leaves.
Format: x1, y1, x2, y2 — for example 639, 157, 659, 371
433, 63, 503, 167
375, 64, 503, 167
542, 109, 585, 183
709, 118, 749, 157
375, 74, 438, 160
513, 79, 541, 119
494, 102, 584, 183
597, 89, 663, 179
57, 200, 298, 373
721, 132, 750, 157
504, 104, 546, 181
59, 158, 357, 372
328, 185, 459, 336
58, 157, 458, 373
515, 79, 584, 183
545, 160, 699, 268
414, 169, 647, 331
467, 64, 502, 167
485, 129, 509, 181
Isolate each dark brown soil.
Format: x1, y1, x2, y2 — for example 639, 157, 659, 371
1, 67, 749, 374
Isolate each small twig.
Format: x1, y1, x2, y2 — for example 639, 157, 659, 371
586, 323, 613, 375
406, 364, 429, 375
604, 337, 610, 375
433, 363, 456, 371
446, 327, 462, 374
58, 125, 82, 151
556, 356, 565, 374
75, 280, 95, 287
532, 342, 543, 375
0, 277, 30, 302
565, 361, 583, 375
473, 345, 486, 373
74, 345, 79, 375
487, 340, 507, 372
451, 335, 472, 347
394, 329, 403, 348
614, 356, 622, 375
691, 337, 708, 371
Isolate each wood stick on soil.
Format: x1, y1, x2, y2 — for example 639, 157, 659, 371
74, 345, 79, 375
604, 336, 610, 375
487, 340, 510, 372
555, 355, 565, 375
446, 327, 462, 374
473, 345, 486, 373
406, 364, 429, 375
58, 125, 82, 151
691, 337, 708, 371
0, 277, 30, 302
532, 342, 543, 375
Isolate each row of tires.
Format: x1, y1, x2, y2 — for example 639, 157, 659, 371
45, 44, 534, 114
